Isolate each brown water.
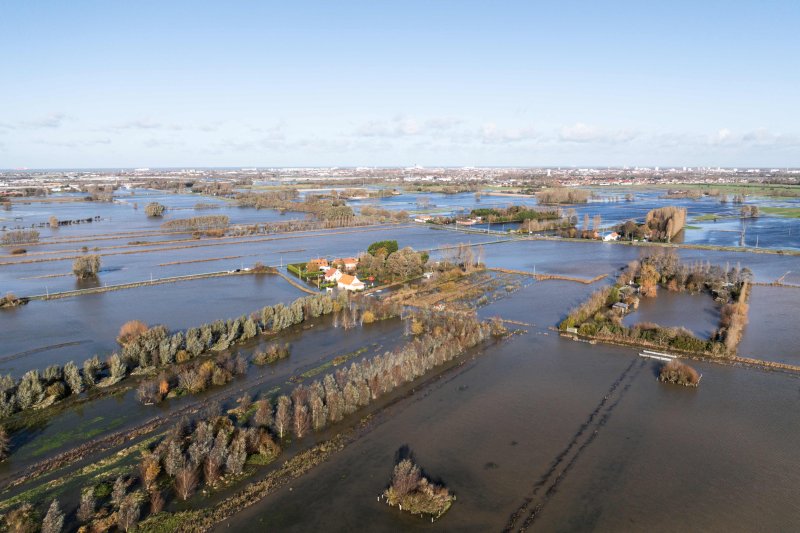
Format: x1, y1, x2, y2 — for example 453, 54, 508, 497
738, 285, 800, 365
217, 281, 800, 532
622, 290, 721, 339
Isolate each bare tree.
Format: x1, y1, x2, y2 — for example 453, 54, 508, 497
41, 499, 64, 533
391, 459, 421, 497
175, 466, 198, 501
274, 395, 292, 439
293, 403, 310, 438
117, 494, 140, 532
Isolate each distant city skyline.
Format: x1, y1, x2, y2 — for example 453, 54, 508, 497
1, 1, 798, 168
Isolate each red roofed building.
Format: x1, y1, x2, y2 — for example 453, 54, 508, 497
337, 274, 365, 291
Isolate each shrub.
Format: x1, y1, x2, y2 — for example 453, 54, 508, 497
361, 310, 376, 324
118, 320, 149, 345
252, 343, 290, 365
659, 360, 701, 386
384, 458, 454, 519
144, 202, 166, 217
73, 254, 101, 279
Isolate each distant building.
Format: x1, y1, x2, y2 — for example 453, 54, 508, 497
603, 232, 620, 242
612, 302, 630, 313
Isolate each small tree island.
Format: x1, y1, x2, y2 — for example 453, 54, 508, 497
659, 359, 701, 387
383, 458, 454, 521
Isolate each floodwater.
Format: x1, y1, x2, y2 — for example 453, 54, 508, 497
2, 189, 800, 530
0, 274, 305, 377
738, 285, 800, 365
623, 290, 721, 339
218, 281, 800, 532
1, 315, 408, 479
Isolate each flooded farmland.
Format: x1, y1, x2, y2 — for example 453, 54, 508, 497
217, 282, 800, 532
1, 186, 799, 532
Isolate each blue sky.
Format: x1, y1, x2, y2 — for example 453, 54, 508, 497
1, 0, 798, 168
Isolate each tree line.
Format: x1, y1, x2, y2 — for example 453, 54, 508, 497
5, 311, 491, 531
1, 229, 40, 245
0, 292, 348, 426
161, 215, 230, 232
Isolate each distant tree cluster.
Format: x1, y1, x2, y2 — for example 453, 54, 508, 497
144, 202, 166, 217
1, 229, 40, 245
535, 188, 590, 204
740, 205, 760, 218
471, 205, 559, 223
358, 243, 427, 282
236, 191, 355, 222
161, 215, 230, 232
359, 205, 409, 222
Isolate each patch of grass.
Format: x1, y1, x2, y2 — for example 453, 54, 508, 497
29, 415, 123, 457
761, 207, 800, 218
295, 346, 370, 381
137, 511, 203, 533
693, 214, 723, 221
245, 452, 278, 466
684, 225, 701, 230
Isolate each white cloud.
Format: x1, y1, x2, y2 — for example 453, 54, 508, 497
480, 123, 538, 143
559, 122, 637, 144
356, 116, 421, 138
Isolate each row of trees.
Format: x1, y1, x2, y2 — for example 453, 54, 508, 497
13, 310, 491, 530
0, 292, 346, 423
161, 215, 230, 231
359, 205, 409, 222
471, 205, 559, 223
1, 229, 40, 245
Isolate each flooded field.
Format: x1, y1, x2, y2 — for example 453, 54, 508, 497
738, 285, 800, 365
0, 274, 305, 377
623, 290, 721, 339
217, 281, 800, 532
1, 187, 799, 532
